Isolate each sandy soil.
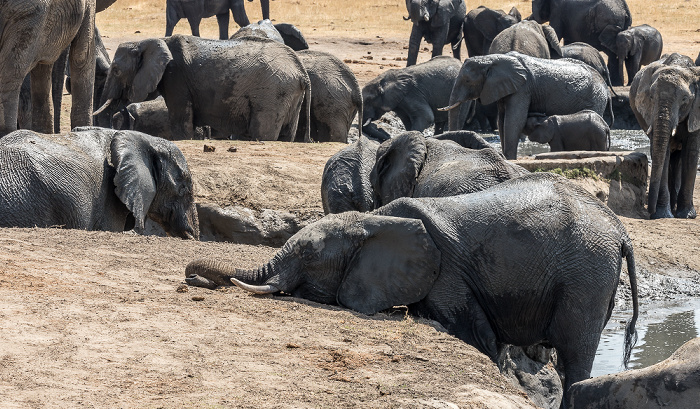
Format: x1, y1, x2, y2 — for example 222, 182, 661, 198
4, 5, 700, 407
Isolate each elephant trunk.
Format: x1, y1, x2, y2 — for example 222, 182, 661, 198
647, 106, 677, 218
444, 82, 473, 131
618, 54, 626, 87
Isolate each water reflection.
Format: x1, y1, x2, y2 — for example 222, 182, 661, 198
631, 310, 698, 369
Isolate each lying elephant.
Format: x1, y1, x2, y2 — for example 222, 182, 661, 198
186, 172, 639, 405
569, 337, 700, 408
0, 127, 199, 239
112, 97, 210, 140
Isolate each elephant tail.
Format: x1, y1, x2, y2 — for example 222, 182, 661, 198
605, 93, 615, 128
295, 75, 312, 142
622, 240, 639, 369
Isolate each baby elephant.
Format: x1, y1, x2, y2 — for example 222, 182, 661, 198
524, 110, 610, 152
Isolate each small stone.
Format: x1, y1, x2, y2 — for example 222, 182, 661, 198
286, 343, 300, 349
227, 146, 237, 152
176, 284, 189, 293
203, 145, 216, 152
192, 296, 205, 301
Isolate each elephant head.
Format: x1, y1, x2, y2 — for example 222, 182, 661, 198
95, 39, 173, 116
111, 130, 199, 239
186, 212, 441, 315
405, 0, 437, 24
370, 131, 427, 207
524, 115, 554, 144
362, 71, 415, 125
530, 0, 551, 23
442, 54, 527, 131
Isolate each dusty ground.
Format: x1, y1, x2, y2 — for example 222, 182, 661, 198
4, 1, 700, 407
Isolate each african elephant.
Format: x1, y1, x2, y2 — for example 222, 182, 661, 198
321, 135, 380, 214
443, 52, 613, 160
0, 127, 199, 239
569, 337, 700, 408
186, 172, 639, 407
165, 0, 270, 40
231, 21, 309, 51
274, 23, 309, 51
362, 56, 468, 136
530, 0, 632, 86
629, 54, 700, 219
404, 0, 466, 66
524, 110, 610, 152
557, 42, 617, 95
295, 50, 363, 143
0, 0, 95, 136
602, 24, 663, 86
96, 35, 310, 142
463, 6, 522, 57
488, 20, 562, 59
370, 131, 529, 207
111, 97, 210, 141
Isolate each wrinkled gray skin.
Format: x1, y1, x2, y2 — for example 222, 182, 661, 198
558, 42, 616, 95
604, 24, 663, 86
229, 19, 283, 43
362, 56, 468, 137
629, 54, 700, 219
185, 172, 639, 408
165, 0, 270, 40
370, 131, 529, 207
524, 110, 610, 152
98, 35, 311, 142
463, 6, 521, 57
445, 52, 612, 160
273, 23, 309, 51
321, 135, 380, 214
0, 0, 95, 136
488, 20, 562, 59
569, 337, 700, 409
111, 97, 210, 140
531, 0, 632, 86
296, 50, 363, 143
0, 127, 199, 239
405, 0, 466, 66
610, 88, 640, 130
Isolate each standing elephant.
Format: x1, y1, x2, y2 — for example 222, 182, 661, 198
524, 110, 610, 152
362, 56, 467, 136
370, 131, 529, 207
96, 35, 310, 142
321, 135, 380, 214
530, 0, 632, 86
463, 6, 522, 57
602, 24, 663, 86
404, 0, 466, 66
295, 50, 363, 143
165, 0, 270, 40
443, 52, 612, 159
629, 54, 700, 219
186, 172, 639, 407
488, 20, 562, 58
558, 42, 617, 95
0, 127, 199, 239
0, 0, 95, 136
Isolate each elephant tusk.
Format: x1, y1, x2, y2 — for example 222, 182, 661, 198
403, 16, 410, 21
438, 101, 462, 112
645, 125, 652, 135
93, 98, 113, 116
363, 118, 372, 127
230, 277, 279, 294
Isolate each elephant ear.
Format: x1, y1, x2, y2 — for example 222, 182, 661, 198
370, 131, 427, 206
111, 131, 157, 231
689, 78, 700, 133
480, 55, 527, 105
542, 25, 562, 57
382, 73, 415, 108
599, 25, 621, 53
508, 6, 522, 21
337, 214, 441, 315
130, 39, 172, 103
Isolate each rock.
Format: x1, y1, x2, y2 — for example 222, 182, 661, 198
203, 145, 215, 152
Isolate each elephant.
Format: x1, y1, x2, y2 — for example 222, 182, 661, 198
0, 0, 96, 136
96, 35, 311, 142
230, 19, 283, 43
295, 50, 363, 143
443, 52, 613, 160
556, 42, 616, 96
524, 110, 610, 152
569, 337, 700, 408
602, 24, 663, 86
0, 127, 199, 239
370, 130, 529, 207
629, 54, 700, 219
185, 171, 639, 407
165, 0, 270, 40
404, 0, 466, 66
111, 97, 210, 140
488, 20, 562, 59
463, 6, 522, 57
273, 23, 309, 51
530, 0, 633, 86
696, 51, 700, 67
321, 135, 380, 214
362, 56, 468, 137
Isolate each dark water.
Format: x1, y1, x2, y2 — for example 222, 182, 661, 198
592, 298, 700, 377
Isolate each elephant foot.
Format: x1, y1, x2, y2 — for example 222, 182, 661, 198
185, 274, 218, 289
674, 206, 697, 219
650, 207, 675, 219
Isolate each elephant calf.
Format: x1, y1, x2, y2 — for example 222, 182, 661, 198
112, 97, 210, 140
524, 110, 610, 152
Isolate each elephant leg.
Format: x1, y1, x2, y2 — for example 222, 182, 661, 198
0, 80, 22, 136
68, 12, 96, 130
406, 25, 423, 67
165, 2, 178, 36
30, 64, 54, 133
451, 36, 461, 61
668, 149, 682, 213
500, 97, 529, 160
230, 0, 250, 28
52, 48, 69, 133
651, 143, 674, 219
250, 110, 284, 141
187, 16, 202, 37
675, 132, 699, 219
216, 13, 230, 40
168, 100, 195, 140
430, 26, 449, 59
260, 0, 270, 20
405, 103, 434, 132
627, 54, 642, 86
607, 53, 623, 86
